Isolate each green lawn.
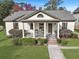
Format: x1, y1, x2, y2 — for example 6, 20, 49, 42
58, 38, 79, 46
62, 49, 79, 59
0, 31, 49, 59
75, 29, 79, 33
66, 39, 79, 46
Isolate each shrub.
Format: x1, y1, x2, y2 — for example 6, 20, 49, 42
59, 29, 72, 38
61, 39, 68, 46
37, 38, 47, 45
57, 39, 61, 44
9, 29, 22, 45
21, 38, 35, 45
60, 39, 68, 46
57, 39, 68, 46
9, 29, 22, 38
71, 33, 78, 38
12, 38, 22, 45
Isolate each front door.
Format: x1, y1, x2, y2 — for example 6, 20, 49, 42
48, 23, 52, 34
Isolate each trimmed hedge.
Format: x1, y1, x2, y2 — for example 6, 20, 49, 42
38, 38, 48, 45
21, 38, 35, 45
20, 38, 48, 46
71, 33, 78, 38
57, 39, 68, 46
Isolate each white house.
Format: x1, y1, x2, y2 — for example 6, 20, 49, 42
3, 10, 75, 39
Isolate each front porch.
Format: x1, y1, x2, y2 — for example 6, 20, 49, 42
22, 22, 60, 39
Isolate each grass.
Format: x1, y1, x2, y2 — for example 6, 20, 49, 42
0, 31, 49, 59
58, 38, 79, 46
62, 49, 79, 59
66, 39, 79, 46
75, 29, 79, 33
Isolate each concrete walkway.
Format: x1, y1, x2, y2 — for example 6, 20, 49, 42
48, 37, 66, 59
61, 46, 79, 49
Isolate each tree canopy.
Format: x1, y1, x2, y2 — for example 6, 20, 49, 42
44, 0, 64, 10
0, 0, 14, 25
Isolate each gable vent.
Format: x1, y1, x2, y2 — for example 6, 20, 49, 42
37, 14, 44, 18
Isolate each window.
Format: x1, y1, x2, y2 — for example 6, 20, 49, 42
30, 23, 33, 29
62, 23, 67, 29
37, 14, 44, 18
13, 23, 18, 29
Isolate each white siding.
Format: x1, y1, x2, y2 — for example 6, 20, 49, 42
5, 22, 13, 35
24, 23, 30, 30
67, 22, 75, 32
18, 22, 23, 30
59, 22, 75, 32
24, 23, 33, 34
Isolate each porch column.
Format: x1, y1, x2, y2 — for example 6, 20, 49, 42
22, 22, 25, 38
57, 22, 60, 39
44, 22, 46, 38
33, 22, 35, 38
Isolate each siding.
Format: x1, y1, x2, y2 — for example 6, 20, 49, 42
5, 22, 13, 35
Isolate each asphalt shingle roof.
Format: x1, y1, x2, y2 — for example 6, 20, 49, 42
73, 7, 79, 14
3, 10, 75, 22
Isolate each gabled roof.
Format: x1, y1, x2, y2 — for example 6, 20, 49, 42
3, 10, 76, 22
73, 7, 79, 14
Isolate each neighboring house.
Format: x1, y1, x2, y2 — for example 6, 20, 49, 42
73, 7, 79, 29
3, 10, 75, 39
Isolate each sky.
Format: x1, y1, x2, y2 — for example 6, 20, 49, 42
13, 0, 79, 12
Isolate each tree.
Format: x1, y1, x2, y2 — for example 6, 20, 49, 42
9, 29, 22, 45
44, 0, 63, 10
59, 7, 66, 10
0, 0, 14, 26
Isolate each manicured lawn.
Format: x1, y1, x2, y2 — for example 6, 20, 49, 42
58, 38, 79, 46
0, 31, 49, 59
62, 49, 79, 59
75, 29, 79, 33
66, 39, 79, 46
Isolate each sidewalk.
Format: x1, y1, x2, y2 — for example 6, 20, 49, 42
60, 46, 79, 49
48, 38, 66, 59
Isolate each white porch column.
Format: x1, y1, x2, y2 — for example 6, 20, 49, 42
33, 22, 35, 38
57, 22, 60, 39
22, 22, 25, 38
44, 22, 46, 38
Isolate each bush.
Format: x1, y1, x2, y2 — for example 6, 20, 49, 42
9, 29, 22, 38
59, 29, 72, 38
38, 38, 47, 45
71, 33, 78, 38
61, 39, 68, 46
21, 38, 35, 45
57, 39, 68, 46
13, 38, 22, 46
0, 26, 3, 31
57, 39, 61, 44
